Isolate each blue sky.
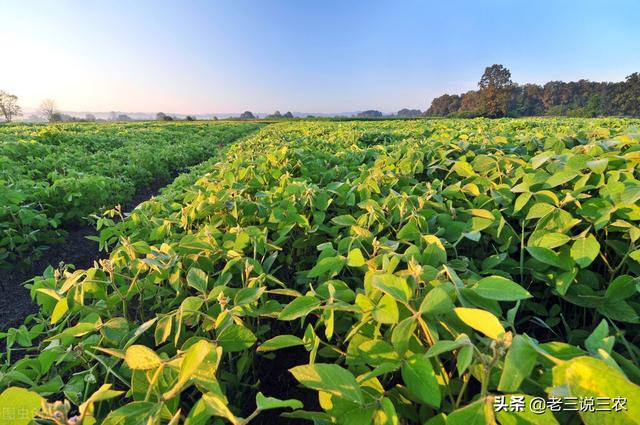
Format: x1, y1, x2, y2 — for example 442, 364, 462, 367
1, 0, 639, 114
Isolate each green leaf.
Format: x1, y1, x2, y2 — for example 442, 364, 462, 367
570, 234, 600, 268
454, 307, 505, 340
397, 220, 421, 242
184, 399, 211, 425
401, 354, 441, 407
472, 276, 532, 301
308, 256, 347, 278
217, 324, 257, 352
371, 273, 412, 303
514, 192, 532, 213
526, 203, 555, 220
495, 394, 559, 424
605, 275, 636, 300
498, 335, 537, 392
531, 152, 554, 169
546, 169, 578, 188
447, 397, 493, 425
202, 392, 238, 424
255, 392, 303, 411
630, 250, 640, 262
597, 299, 639, 323
289, 363, 364, 405
234, 286, 266, 306
124, 345, 162, 370
552, 356, 640, 425
621, 184, 640, 205
372, 294, 399, 324
419, 287, 454, 314
257, 335, 305, 352
347, 248, 366, 267
452, 160, 476, 177
187, 268, 209, 293
155, 315, 173, 345
163, 340, 213, 399
587, 158, 608, 174
332, 215, 357, 226
102, 402, 160, 425
100, 317, 130, 344
330, 400, 375, 424
426, 335, 470, 358
585, 319, 614, 355
391, 317, 417, 357
278, 296, 321, 321
0, 387, 43, 425
528, 231, 571, 249
375, 397, 399, 425
358, 340, 400, 366
526, 246, 566, 269
79, 384, 124, 419
456, 345, 473, 375
423, 235, 447, 267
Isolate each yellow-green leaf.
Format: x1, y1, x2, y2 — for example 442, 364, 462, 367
125, 345, 162, 370
347, 248, 366, 267
289, 363, 364, 405
551, 356, 640, 425
0, 387, 43, 425
454, 307, 505, 340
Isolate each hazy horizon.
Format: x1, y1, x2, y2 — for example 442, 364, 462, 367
2, 0, 640, 115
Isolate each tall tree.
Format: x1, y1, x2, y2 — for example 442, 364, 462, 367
0, 90, 22, 122
478, 64, 513, 117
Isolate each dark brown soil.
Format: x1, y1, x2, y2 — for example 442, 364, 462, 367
253, 345, 321, 424
0, 178, 172, 331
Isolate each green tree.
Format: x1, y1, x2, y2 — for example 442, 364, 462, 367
510, 83, 545, 116
614, 73, 640, 116
426, 94, 461, 116
396, 108, 422, 118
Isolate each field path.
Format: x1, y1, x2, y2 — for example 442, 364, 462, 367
0, 122, 265, 330
0, 177, 175, 329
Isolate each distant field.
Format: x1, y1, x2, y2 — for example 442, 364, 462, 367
1, 118, 639, 424
0, 121, 262, 268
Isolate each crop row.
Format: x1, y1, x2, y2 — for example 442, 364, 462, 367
1, 118, 639, 424
0, 122, 262, 268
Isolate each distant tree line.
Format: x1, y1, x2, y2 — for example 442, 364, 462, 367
265, 110, 294, 119
426, 64, 640, 118
4, 64, 639, 124
396, 108, 422, 118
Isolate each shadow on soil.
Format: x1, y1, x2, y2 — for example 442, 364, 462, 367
0, 179, 171, 330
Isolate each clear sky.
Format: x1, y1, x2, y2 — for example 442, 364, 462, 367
1, 0, 639, 114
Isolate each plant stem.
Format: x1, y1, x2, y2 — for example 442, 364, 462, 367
145, 364, 165, 402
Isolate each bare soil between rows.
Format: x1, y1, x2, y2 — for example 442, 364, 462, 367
0, 179, 171, 330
